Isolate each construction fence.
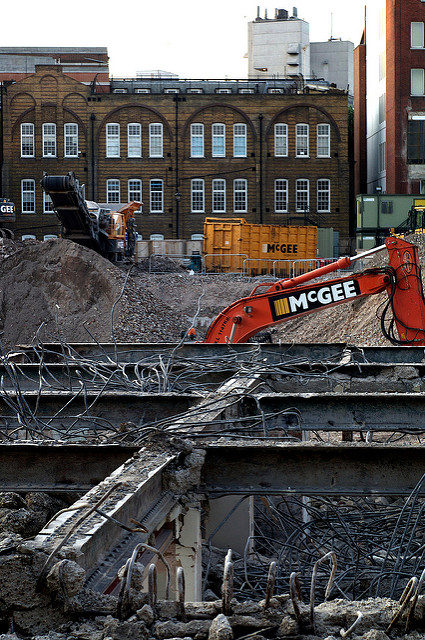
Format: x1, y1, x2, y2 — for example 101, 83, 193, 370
139, 251, 347, 278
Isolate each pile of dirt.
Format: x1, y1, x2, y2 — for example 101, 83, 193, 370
0, 239, 190, 349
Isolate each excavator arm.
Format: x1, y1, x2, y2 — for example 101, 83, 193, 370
203, 236, 425, 345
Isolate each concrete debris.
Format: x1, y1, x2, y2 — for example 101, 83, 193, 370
208, 614, 233, 640
362, 630, 391, 640
117, 561, 145, 590
0, 493, 26, 509
46, 559, 86, 597
103, 617, 148, 639
164, 449, 206, 494
0, 493, 67, 538
136, 604, 155, 626
154, 619, 212, 639
276, 614, 298, 636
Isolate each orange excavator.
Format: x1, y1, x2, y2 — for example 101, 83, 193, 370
204, 236, 425, 345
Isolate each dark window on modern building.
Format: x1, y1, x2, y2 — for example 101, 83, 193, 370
381, 201, 393, 214
408, 120, 425, 163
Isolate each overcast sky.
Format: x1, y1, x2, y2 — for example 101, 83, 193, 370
2, 0, 366, 78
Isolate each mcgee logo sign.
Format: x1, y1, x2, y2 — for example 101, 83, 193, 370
270, 280, 361, 321
262, 242, 298, 255
0, 200, 15, 221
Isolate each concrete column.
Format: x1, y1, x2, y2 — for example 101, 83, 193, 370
175, 504, 202, 602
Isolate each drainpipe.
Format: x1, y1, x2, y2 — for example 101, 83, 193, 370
90, 113, 96, 200
174, 95, 180, 238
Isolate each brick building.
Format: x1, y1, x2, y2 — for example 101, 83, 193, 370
355, 0, 425, 195
1, 65, 351, 248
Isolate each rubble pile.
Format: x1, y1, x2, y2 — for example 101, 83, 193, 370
0, 492, 66, 538
136, 256, 186, 273
0, 239, 186, 348
0, 541, 423, 640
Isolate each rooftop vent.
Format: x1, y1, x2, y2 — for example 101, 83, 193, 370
275, 8, 289, 19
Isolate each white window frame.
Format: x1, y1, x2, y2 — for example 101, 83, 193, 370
21, 179, 35, 214
275, 179, 288, 213
42, 123, 56, 157
20, 123, 34, 158
127, 123, 142, 158
212, 123, 226, 158
128, 179, 142, 203
296, 179, 309, 212
233, 179, 247, 213
106, 179, 120, 204
411, 22, 424, 49
43, 192, 54, 214
274, 123, 288, 157
191, 179, 205, 213
106, 123, 120, 158
317, 124, 330, 157
190, 123, 204, 158
411, 69, 425, 96
149, 123, 163, 157
150, 179, 164, 213
317, 179, 330, 213
233, 123, 247, 157
212, 179, 226, 213
64, 123, 78, 158
296, 124, 309, 157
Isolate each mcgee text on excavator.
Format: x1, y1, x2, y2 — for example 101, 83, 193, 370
203, 236, 425, 345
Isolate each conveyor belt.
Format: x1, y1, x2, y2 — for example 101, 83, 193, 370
41, 173, 106, 252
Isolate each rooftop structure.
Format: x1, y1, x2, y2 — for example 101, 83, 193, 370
0, 46, 109, 89
247, 7, 354, 95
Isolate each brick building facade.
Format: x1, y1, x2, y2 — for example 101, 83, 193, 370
1, 66, 351, 248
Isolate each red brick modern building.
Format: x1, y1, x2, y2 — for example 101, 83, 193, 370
355, 0, 425, 195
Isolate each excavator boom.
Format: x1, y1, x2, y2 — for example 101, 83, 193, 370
203, 237, 425, 345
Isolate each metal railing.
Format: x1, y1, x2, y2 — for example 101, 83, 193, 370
242, 258, 277, 276
138, 252, 347, 279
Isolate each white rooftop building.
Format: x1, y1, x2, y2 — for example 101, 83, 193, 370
248, 7, 310, 79
247, 7, 353, 95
